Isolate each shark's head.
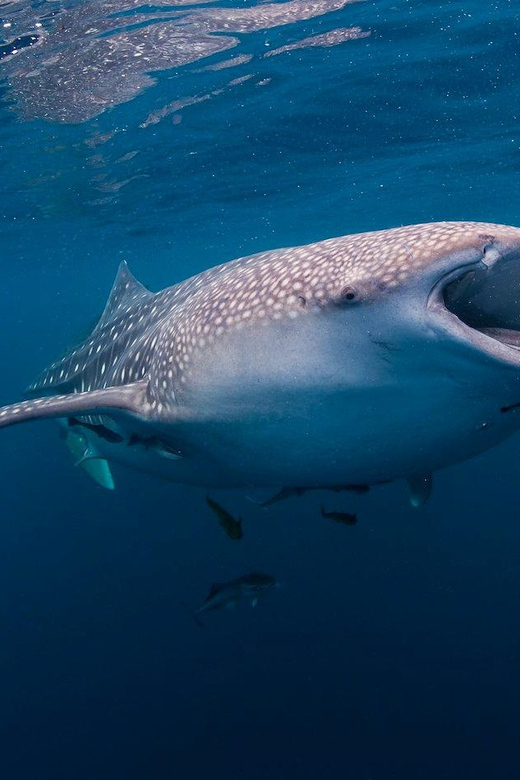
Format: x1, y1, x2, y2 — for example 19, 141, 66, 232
318, 221, 520, 371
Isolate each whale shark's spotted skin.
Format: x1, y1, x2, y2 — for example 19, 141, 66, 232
28, 222, 511, 402
3, 221, 520, 491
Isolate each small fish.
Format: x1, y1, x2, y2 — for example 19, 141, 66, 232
320, 505, 357, 526
206, 495, 243, 540
258, 484, 370, 508
190, 572, 277, 627
259, 486, 308, 507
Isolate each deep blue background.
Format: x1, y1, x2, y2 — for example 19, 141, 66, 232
1, 0, 520, 777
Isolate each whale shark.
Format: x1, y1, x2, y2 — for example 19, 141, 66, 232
2, 221, 520, 495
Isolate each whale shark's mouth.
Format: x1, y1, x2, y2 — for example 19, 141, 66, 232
440, 248, 520, 359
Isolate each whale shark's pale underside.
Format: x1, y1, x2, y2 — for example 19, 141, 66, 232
2, 221, 520, 495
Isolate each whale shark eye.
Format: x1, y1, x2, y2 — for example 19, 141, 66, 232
340, 286, 359, 303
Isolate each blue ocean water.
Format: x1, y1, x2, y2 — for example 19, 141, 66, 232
1, 0, 520, 777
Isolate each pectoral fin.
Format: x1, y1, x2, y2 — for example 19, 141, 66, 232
0, 382, 148, 430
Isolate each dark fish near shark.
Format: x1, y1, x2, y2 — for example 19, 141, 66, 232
257, 483, 370, 508
3, 223, 520, 504
190, 572, 276, 627
206, 495, 243, 540
320, 505, 357, 526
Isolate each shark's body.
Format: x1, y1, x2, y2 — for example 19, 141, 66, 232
3, 221, 520, 492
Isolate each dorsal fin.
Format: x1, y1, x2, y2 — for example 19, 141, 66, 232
94, 261, 152, 332
208, 582, 224, 597
27, 264, 156, 397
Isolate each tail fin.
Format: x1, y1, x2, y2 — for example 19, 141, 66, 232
0, 382, 147, 430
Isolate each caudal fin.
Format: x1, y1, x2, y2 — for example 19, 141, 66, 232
0, 382, 147, 430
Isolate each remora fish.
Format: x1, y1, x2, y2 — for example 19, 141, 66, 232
206, 495, 243, 540
3, 222, 520, 500
192, 572, 277, 626
258, 483, 370, 507
320, 505, 357, 526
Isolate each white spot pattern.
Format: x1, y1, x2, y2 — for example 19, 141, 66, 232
18, 221, 520, 420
